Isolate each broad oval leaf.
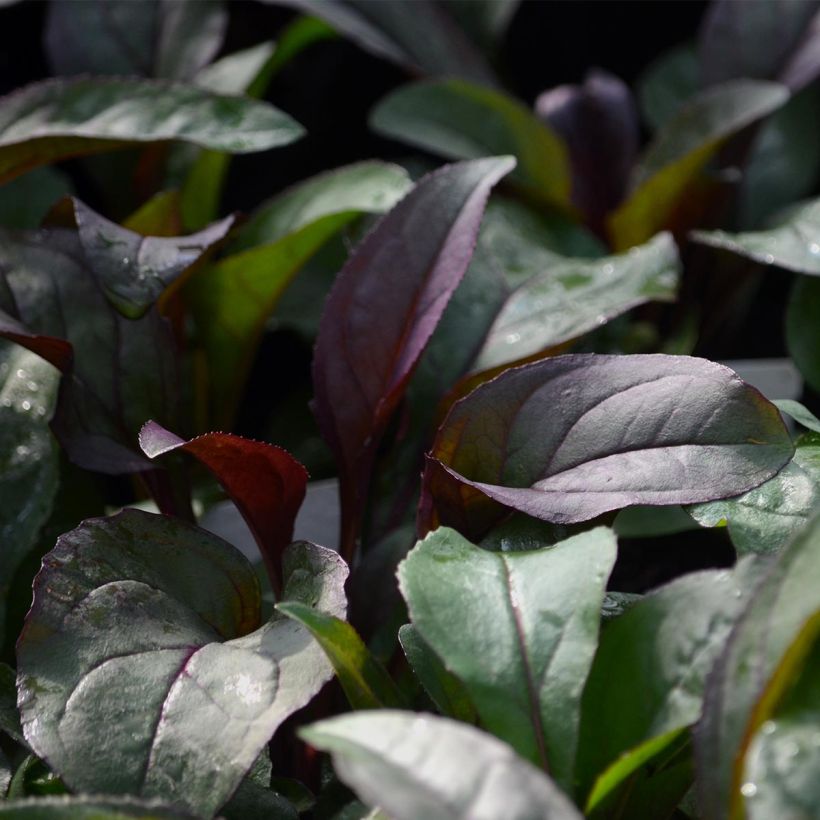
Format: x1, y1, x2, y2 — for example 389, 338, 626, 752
301, 711, 583, 820
398, 526, 616, 787
575, 560, 762, 809
0, 77, 304, 183
690, 432, 820, 555
371, 80, 570, 205
696, 511, 820, 820
473, 231, 680, 371
421, 354, 794, 536
691, 197, 820, 275
139, 421, 308, 594
609, 80, 789, 250
311, 156, 514, 555
0, 795, 199, 818
17, 508, 347, 817
787, 276, 820, 392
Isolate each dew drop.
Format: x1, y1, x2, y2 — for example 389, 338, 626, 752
15, 445, 30, 458
761, 720, 776, 736
26, 380, 38, 391
36, 406, 46, 417
764, 254, 775, 265
0, 398, 10, 408
741, 782, 758, 798
21, 400, 31, 411
16, 369, 26, 379
122, 257, 130, 266
810, 243, 820, 255
602, 263, 615, 275
505, 332, 521, 344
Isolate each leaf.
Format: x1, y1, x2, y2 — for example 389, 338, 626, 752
774, 399, 820, 433
0, 662, 24, 746
398, 624, 476, 723
17, 508, 347, 817
637, 45, 698, 131
45, 0, 228, 81
371, 80, 570, 206
123, 191, 183, 237
535, 69, 639, 227
0, 166, 72, 229
0, 796, 199, 818
0, 77, 304, 184
421, 354, 794, 537
0, 345, 60, 646
691, 197, 820, 274
301, 711, 583, 820
696, 511, 820, 819
441, 0, 520, 50
698, 0, 819, 88
472, 231, 680, 371
576, 560, 762, 808
139, 421, 308, 594
689, 432, 820, 555
189, 160, 412, 426
277, 603, 406, 709
787, 276, 820, 391
311, 157, 514, 557
262, 0, 496, 85
609, 80, 789, 250
398, 526, 616, 787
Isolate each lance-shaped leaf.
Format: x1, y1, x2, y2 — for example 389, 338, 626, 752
0, 77, 304, 183
139, 421, 308, 594
690, 432, 820, 555
190, 161, 411, 426
0, 201, 232, 473
302, 711, 583, 820
263, 0, 496, 85
787, 276, 820, 392
0, 796, 200, 818
421, 355, 794, 536
696, 511, 820, 820
609, 80, 789, 250
575, 560, 762, 810
371, 81, 569, 206
45, 0, 228, 81
691, 197, 820, 275
277, 603, 406, 710
17, 508, 347, 817
311, 157, 514, 555
775, 399, 820, 433
472, 231, 680, 371
535, 69, 639, 227
398, 526, 616, 787
0, 345, 60, 647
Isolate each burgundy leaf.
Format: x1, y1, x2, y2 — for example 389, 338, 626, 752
420, 354, 794, 539
140, 420, 308, 594
535, 69, 639, 231
311, 156, 515, 558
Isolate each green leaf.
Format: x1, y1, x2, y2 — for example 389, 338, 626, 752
0, 77, 304, 183
637, 44, 698, 131
0, 345, 60, 646
277, 602, 406, 710
0, 166, 72, 228
691, 197, 820, 274
787, 276, 820, 391
189, 161, 411, 425
609, 80, 789, 250
576, 560, 762, 807
0, 796, 199, 818
696, 511, 820, 819
0, 662, 24, 747
301, 711, 583, 820
774, 399, 820, 433
690, 433, 820, 555
473, 231, 680, 371
371, 79, 571, 206
398, 526, 616, 787
397, 624, 476, 723
17, 509, 347, 817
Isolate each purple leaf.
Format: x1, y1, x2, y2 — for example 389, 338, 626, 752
420, 354, 794, 538
311, 156, 515, 557
535, 69, 639, 231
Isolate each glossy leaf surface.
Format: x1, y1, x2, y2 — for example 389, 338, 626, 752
190, 161, 411, 425
0, 77, 304, 183
277, 603, 405, 709
422, 355, 793, 535
576, 561, 761, 805
609, 80, 789, 249
17, 509, 347, 816
399, 526, 616, 786
302, 711, 583, 820
371, 80, 570, 205
696, 512, 820, 819
690, 433, 820, 555
473, 231, 680, 371
312, 157, 514, 552
691, 197, 820, 274
139, 421, 308, 592
0, 796, 199, 818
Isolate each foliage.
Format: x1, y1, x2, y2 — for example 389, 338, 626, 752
0, 1, 818, 818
